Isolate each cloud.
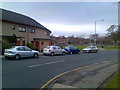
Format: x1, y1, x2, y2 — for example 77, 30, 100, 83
43, 23, 107, 37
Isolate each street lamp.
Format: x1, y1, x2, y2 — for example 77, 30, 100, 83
94, 20, 104, 46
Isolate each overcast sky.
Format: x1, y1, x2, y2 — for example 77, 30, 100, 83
1, 1, 119, 37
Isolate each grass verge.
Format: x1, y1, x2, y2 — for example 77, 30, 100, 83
105, 46, 120, 49
103, 71, 119, 88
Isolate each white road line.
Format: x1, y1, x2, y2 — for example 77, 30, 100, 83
28, 60, 65, 68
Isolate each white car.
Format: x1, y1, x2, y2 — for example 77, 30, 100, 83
43, 46, 65, 56
4, 46, 40, 60
82, 46, 98, 53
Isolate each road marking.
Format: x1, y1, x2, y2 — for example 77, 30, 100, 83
28, 60, 64, 68
40, 60, 109, 89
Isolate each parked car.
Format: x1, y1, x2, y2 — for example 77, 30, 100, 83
4, 46, 40, 60
82, 46, 98, 53
64, 45, 80, 54
43, 46, 65, 56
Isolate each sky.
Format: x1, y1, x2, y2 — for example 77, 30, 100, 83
1, 1, 119, 37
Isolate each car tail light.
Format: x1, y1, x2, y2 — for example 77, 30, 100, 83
8, 51, 12, 53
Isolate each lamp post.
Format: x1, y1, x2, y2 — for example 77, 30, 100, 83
94, 20, 104, 46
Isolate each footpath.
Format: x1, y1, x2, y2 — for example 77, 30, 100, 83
41, 59, 118, 89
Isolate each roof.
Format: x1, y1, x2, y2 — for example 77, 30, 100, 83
0, 8, 51, 33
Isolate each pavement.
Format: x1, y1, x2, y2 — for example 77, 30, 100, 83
42, 59, 118, 89
0, 55, 4, 59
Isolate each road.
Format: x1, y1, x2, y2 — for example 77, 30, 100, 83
1, 49, 118, 89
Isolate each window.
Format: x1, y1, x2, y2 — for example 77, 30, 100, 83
17, 47, 25, 51
24, 47, 31, 51
58, 46, 61, 49
52, 46, 57, 49
45, 46, 51, 49
45, 32, 49, 36
65, 46, 69, 49
29, 28, 35, 33
70, 46, 77, 50
19, 26, 26, 32
11, 25, 15, 30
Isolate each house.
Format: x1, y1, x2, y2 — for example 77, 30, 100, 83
0, 8, 53, 51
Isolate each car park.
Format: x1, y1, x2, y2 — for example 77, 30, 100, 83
43, 46, 65, 56
4, 46, 40, 60
82, 46, 98, 53
64, 45, 80, 54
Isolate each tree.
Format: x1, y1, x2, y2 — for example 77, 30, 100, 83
106, 25, 118, 46
9, 34, 17, 43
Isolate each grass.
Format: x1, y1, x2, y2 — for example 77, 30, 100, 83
103, 71, 119, 88
62, 45, 120, 50
105, 46, 120, 49
73, 45, 87, 50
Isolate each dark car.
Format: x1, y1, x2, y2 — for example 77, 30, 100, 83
64, 45, 80, 54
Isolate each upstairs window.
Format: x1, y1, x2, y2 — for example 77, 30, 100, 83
29, 28, 35, 33
11, 25, 15, 30
19, 26, 26, 32
45, 32, 49, 36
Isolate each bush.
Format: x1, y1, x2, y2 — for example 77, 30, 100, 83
2, 43, 16, 55
26, 42, 34, 49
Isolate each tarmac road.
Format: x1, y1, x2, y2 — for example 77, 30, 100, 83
1, 49, 118, 89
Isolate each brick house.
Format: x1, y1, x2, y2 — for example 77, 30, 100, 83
0, 8, 53, 51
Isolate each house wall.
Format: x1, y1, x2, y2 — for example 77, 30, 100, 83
2, 21, 50, 40
1, 21, 51, 51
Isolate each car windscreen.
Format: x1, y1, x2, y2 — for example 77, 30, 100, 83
45, 46, 51, 49
10, 46, 16, 49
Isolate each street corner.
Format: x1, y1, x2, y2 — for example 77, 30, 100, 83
41, 60, 118, 89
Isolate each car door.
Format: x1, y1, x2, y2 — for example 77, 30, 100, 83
91, 47, 96, 52
16, 47, 27, 57
57, 46, 63, 54
52, 46, 58, 54
24, 46, 33, 57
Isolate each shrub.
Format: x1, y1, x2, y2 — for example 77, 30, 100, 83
26, 42, 34, 49
2, 43, 16, 55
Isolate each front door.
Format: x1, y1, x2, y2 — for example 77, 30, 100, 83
35, 41, 40, 51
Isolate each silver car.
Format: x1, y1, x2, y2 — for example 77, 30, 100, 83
82, 46, 98, 53
4, 46, 40, 60
43, 46, 65, 56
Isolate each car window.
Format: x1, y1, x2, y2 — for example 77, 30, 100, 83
58, 46, 61, 49
10, 46, 16, 49
24, 47, 31, 51
70, 46, 77, 49
52, 46, 57, 49
17, 47, 25, 51
45, 46, 51, 49
65, 46, 69, 49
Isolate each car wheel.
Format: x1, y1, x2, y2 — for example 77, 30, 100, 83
62, 52, 65, 55
70, 52, 73, 55
14, 54, 20, 60
51, 52, 54, 56
34, 53, 38, 58
77, 52, 80, 54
